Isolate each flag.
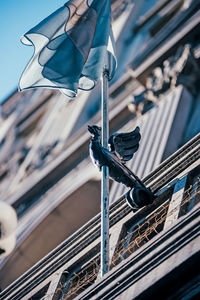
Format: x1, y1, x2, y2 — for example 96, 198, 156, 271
19, 0, 117, 98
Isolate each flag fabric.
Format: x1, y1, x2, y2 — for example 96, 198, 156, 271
19, 0, 117, 98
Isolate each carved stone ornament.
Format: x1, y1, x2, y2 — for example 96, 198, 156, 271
129, 44, 200, 115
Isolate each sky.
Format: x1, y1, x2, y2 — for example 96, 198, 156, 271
0, 0, 65, 104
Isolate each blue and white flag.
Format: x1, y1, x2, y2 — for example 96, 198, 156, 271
19, 0, 117, 98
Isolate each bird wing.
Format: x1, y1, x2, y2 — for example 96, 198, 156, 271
108, 126, 141, 162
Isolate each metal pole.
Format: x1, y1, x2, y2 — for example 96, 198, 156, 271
100, 67, 109, 277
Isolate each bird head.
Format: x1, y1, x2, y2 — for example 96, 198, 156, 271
88, 125, 101, 137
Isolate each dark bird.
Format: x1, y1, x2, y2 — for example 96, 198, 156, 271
88, 125, 155, 209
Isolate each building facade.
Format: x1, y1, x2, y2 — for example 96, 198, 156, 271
0, 0, 200, 299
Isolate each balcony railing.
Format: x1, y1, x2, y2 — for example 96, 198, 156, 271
1, 130, 200, 300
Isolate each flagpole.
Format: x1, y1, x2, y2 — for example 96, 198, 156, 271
100, 66, 109, 277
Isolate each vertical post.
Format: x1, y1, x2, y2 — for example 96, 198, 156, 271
100, 67, 109, 277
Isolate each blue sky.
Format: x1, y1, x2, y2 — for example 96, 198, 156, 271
0, 0, 65, 104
